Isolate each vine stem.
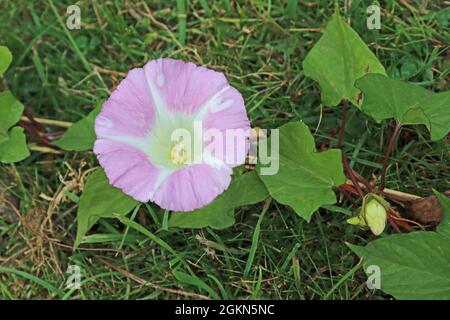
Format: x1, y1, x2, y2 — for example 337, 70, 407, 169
336, 101, 348, 148
387, 216, 401, 234
336, 186, 358, 207
380, 122, 402, 191
351, 170, 373, 193
342, 155, 365, 199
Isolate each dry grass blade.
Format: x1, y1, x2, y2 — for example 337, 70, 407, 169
96, 257, 211, 300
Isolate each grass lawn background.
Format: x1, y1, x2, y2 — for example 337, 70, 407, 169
0, 0, 448, 299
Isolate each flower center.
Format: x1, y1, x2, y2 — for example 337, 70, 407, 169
145, 112, 204, 170
170, 140, 189, 166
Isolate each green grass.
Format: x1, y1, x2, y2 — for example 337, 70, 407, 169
0, 0, 449, 299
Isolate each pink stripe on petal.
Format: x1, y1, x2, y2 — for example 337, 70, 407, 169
203, 86, 250, 131
95, 68, 155, 139
94, 140, 162, 202
144, 58, 228, 115
152, 164, 232, 212
203, 86, 251, 167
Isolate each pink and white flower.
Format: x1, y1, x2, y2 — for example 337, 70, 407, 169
94, 58, 250, 212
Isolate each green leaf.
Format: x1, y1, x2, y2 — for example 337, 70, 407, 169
356, 74, 450, 141
434, 190, 450, 239
258, 121, 346, 221
303, 11, 386, 107
0, 46, 12, 76
349, 232, 450, 299
75, 168, 138, 247
169, 171, 269, 229
0, 87, 29, 163
0, 91, 24, 142
54, 100, 103, 151
0, 127, 30, 163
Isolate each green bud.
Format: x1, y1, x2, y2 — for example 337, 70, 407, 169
363, 195, 388, 236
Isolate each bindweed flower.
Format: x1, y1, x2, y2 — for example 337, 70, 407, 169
94, 58, 250, 212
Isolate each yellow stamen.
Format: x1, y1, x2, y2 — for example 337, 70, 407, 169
170, 141, 188, 166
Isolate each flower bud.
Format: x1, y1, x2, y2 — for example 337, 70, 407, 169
363, 196, 388, 236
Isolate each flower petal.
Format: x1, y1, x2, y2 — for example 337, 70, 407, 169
94, 139, 167, 202
152, 164, 232, 212
95, 68, 155, 139
144, 58, 228, 115
202, 86, 250, 167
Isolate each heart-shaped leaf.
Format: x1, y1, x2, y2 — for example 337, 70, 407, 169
356, 73, 450, 140
0, 91, 24, 141
0, 127, 29, 163
0, 91, 29, 163
75, 168, 138, 247
303, 11, 386, 107
349, 231, 450, 299
435, 190, 450, 239
258, 121, 346, 221
169, 171, 269, 229
54, 100, 103, 151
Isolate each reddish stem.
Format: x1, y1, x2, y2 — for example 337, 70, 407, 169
340, 183, 360, 196
23, 110, 41, 127
337, 186, 358, 207
18, 120, 53, 147
352, 170, 373, 193
380, 123, 402, 191
388, 216, 401, 234
342, 156, 365, 199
